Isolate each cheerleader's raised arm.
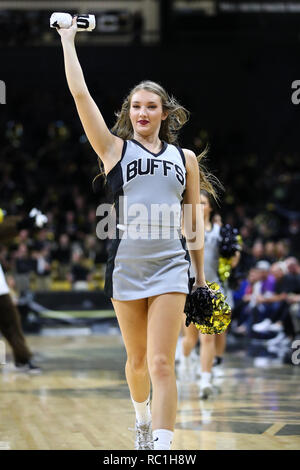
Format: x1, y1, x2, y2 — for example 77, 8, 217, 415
57, 17, 123, 174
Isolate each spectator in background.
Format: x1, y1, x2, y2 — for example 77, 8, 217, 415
51, 233, 71, 280
232, 267, 262, 335
32, 228, 51, 252
275, 240, 290, 261
14, 243, 37, 294
252, 262, 296, 347
0, 208, 43, 373
285, 256, 300, 277
32, 247, 52, 290
64, 210, 78, 241
83, 234, 107, 265
68, 250, 92, 290
264, 240, 277, 264
232, 261, 275, 335
287, 219, 300, 256
17, 229, 30, 245
256, 260, 276, 298
284, 257, 300, 335
242, 240, 265, 272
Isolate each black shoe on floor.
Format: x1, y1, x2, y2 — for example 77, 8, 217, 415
15, 360, 41, 374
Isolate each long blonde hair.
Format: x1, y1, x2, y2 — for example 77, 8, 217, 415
94, 80, 221, 200
111, 80, 189, 144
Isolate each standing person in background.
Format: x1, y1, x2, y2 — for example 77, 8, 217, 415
0, 209, 46, 373
179, 190, 240, 399
56, 18, 219, 449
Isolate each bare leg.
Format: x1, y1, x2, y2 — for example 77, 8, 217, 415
200, 333, 215, 373
112, 298, 150, 402
147, 292, 186, 431
182, 320, 199, 357
215, 332, 226, 358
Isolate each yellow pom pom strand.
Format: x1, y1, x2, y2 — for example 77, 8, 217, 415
0, 208, 4, 224
194, 281, 232, 335
218, 257, 232, 283
236, 234, 243, 248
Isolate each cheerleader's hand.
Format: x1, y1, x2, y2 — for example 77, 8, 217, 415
192, 278, 208, 292
57, 16, 78, 41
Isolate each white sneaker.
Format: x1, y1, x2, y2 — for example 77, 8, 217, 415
134, 421, 153, 450
190, 348, 199, 363
177, 355, 195, 381
266, 331, 287, 347
267, 343, 290, 356
252, 318, 272, 332
268, 323, 283, 333
213, 364, 224, 378
196, 364, 202, 378
175, 337, 182, 363
199, 381, 213, 399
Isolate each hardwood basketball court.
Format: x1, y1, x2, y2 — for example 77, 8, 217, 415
0, 329, 300, 450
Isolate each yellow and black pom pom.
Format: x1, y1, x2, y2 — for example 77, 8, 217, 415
218, 225, 243, 283
0, 208, 5, 224
184, 280, 232, 335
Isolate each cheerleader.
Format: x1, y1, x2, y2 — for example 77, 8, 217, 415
180, 190, 240, 398
56, 18, 219, 449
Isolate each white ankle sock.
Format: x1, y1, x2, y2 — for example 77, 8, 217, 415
153, 429, 173, 450
201, 371, 212, 384
182, 355, 191, 367
131, 395, 151, 425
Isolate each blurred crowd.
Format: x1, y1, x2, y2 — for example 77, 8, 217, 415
0, 118, 110, 293
230, 254, 300, 347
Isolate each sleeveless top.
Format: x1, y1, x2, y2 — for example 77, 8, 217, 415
203, 223, 221, 282
190, 223, 221, 283
106, 139, 186, 238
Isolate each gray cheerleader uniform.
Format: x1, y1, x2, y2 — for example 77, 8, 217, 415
104, 139, 190, 301
190, 223, 233, 307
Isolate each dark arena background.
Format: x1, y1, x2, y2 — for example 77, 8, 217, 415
0, 0, 300, 456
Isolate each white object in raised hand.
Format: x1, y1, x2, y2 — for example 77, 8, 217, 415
50, 12, 73, 30
50, 12, 96, 32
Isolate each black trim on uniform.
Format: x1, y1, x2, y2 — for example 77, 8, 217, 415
106, 140, 127, 197
176, 146, 186, 168
104, 229, 123, 298
130, 139, 167, 157
177, 147, 186, 201
92, 140, 127, 194
120, 139, 128, 160
180, 236, 191, 289
104, 170, 125, 298
106, 161, 124, 198
106, 140, 127, 178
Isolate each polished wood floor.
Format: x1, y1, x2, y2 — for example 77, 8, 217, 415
0, 331, 300, 450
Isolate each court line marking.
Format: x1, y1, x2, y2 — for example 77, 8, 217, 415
263, 423, 286, 435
